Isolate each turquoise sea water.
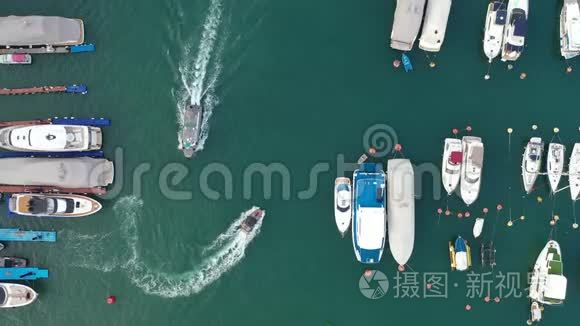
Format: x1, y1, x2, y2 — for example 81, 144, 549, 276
0, 0, 579, 325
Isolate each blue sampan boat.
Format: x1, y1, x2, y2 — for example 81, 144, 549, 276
0, 228, 56, 242
0, 268, 48, 280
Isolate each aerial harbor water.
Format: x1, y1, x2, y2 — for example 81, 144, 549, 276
0, 0, 579, 325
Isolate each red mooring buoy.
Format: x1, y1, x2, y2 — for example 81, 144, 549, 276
106, 295, 117, 305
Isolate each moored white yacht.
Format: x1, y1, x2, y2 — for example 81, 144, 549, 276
569, 143, 580, 201
390, 0, 427, 51
522, 137, 544, 194
547, 143, 565, 193
0, 283, 38, 308
560, 0, 580, 59
483, 1, 507, 62
8, 193, 102, 218
501, 0, 529, 61
419, 0, 452, 52
441, 138, 462, 195
529, 240, 567, 305
387, 159, 415, 267
0, 124, 102, 152
460, 136, 484, 206
334, 177, 352, 237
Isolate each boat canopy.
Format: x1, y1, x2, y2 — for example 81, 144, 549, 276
544, 275, 567, 300
390, 0, 426, 51
492, 1, 505, 11
512, 10, 528, 37
0, 16, 84, 46
450, 151, 463, 164
470, 146, 484, 167
356, 207, 385, 249
496, 9, 507, 25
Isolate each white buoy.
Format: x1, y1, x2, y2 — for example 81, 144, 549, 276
532, 124, 538, 130
484, 74, 491, 80
554, 127, 560, 133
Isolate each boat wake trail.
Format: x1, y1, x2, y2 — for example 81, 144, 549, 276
176, 0, 225, 153
65, 196, 264, 298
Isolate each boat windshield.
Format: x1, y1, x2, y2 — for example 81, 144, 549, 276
0, 286, 5, 305
28, 197, 75, 215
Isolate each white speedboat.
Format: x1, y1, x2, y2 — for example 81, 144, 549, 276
460, 136, 484, 206
390, 0, 427, 51
483, 1, 507, 62
0, 283, 38, 308
569, 143, 580, 201
8, 193, 102, 217
560, 0, 580, 59
387, 159, 415, 266
529, 240, 567, 305
441, 138, 462, 195
352, 163, 386, 264
0, 53, 31, 64
334, 177, 352, 237
522, 137, 544, 194
240, 207, 265, 233
0, 124, 102, 152
473, 217, 485, 238
501, 0, 529, 61
419, 0, 452, 52
547, 143, 565, 193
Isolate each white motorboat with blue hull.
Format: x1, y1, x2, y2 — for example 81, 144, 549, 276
352, 163, 386, 264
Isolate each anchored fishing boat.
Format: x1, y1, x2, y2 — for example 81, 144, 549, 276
0, 257, 27, 268
560, 0, 580, 59
0, 283, 37, 308
390, 0, 426, 51
460, 136, 484, 205
529, 240, 567, 305
473, 217, 485, 238
0, 124, 102, 152
8, 193, 102, 218
547, 143, 565, 193
0, 53, 31, 64
449, 236, 471, 271
387, 159, 415, 266
569, 143, 580, 200
522, 137, 544, 194
442, 138, 462, 195
501, 0, 529, 61
0, 268, 48, 281
179, 104, 203, 158
0, 228, 56, 242
483, 1, 507, 62
240, 207, 265, 233
352, 163, 386, 264
334, 177, 352, 237
419, 0, 452, 52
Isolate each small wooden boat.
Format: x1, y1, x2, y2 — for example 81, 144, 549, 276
334, 177, 352, 237
0, 283, 37, 308
8, 193, 102, 218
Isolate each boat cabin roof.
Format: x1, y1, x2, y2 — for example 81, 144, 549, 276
9, 125, 79, 150
545, 275, 567, 300
0, 16, 84, 46
450, 151, 463, 165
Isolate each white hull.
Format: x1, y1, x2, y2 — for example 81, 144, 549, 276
0, 283, 38, 308
334, 177, 352, 236
441, 138, 462, 195
483, 1, 507, 61
569, 143, 580, 201
387, 159, 415, 266
522, 137, 544, 194
501, 0, 529, 61
547, 143, 565, 193
460, 136, 484, 206
390, 0, 427, 51
560, 0, 580, 59
473, 218, 485, 238
419, 0, 452, 52
0, 124, 102, 152
529, 240, 567, 305
9, 193, 102, 217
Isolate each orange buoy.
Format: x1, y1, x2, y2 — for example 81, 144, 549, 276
465, 304, 472, 311
106, 295, 117, 304
398, 265, 406, 272
483, 208, 489, 214
394, 144, 402, 152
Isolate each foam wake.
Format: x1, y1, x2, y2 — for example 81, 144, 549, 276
65, 196, 264, 298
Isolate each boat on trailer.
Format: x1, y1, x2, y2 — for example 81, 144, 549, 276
569, 143, 580, 200
0, 283, 37, 308
501, 0, 529, 61
460, 136, 484, 206
483, 1, 507, 62
529, 240, 567, 305
334, 177, 352, 237
441, 138, 462, 195
419, 0, 452, 52
0, 53, 31, 64
560, 0, 580, 59
522, 137, 544, 194
547, 143, 565, 193
8, 193, 102, 218
0, 124, 102, 152
390, 0, 427, 51
387, 159, 415, 267
179, 104, 203, 158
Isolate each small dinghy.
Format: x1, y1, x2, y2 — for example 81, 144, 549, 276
522, 137, 544, 194
334, 177, 352, 237
569, 143, 580, 201
240, 207, 265, 233
0, 283, 37, 308
401, 53, 413, 72
0, 53, 31, 65
483, 1, 507, 62
481, 241, 496, 269
449, 236, 471, 272
8, 193, 102, 218
547, 143, 566, 193
0, 257, 27, 268
441, 138, 462, 195
473, 217, 485, 238
460, 136, 484, 206
529, 240, 567, 305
